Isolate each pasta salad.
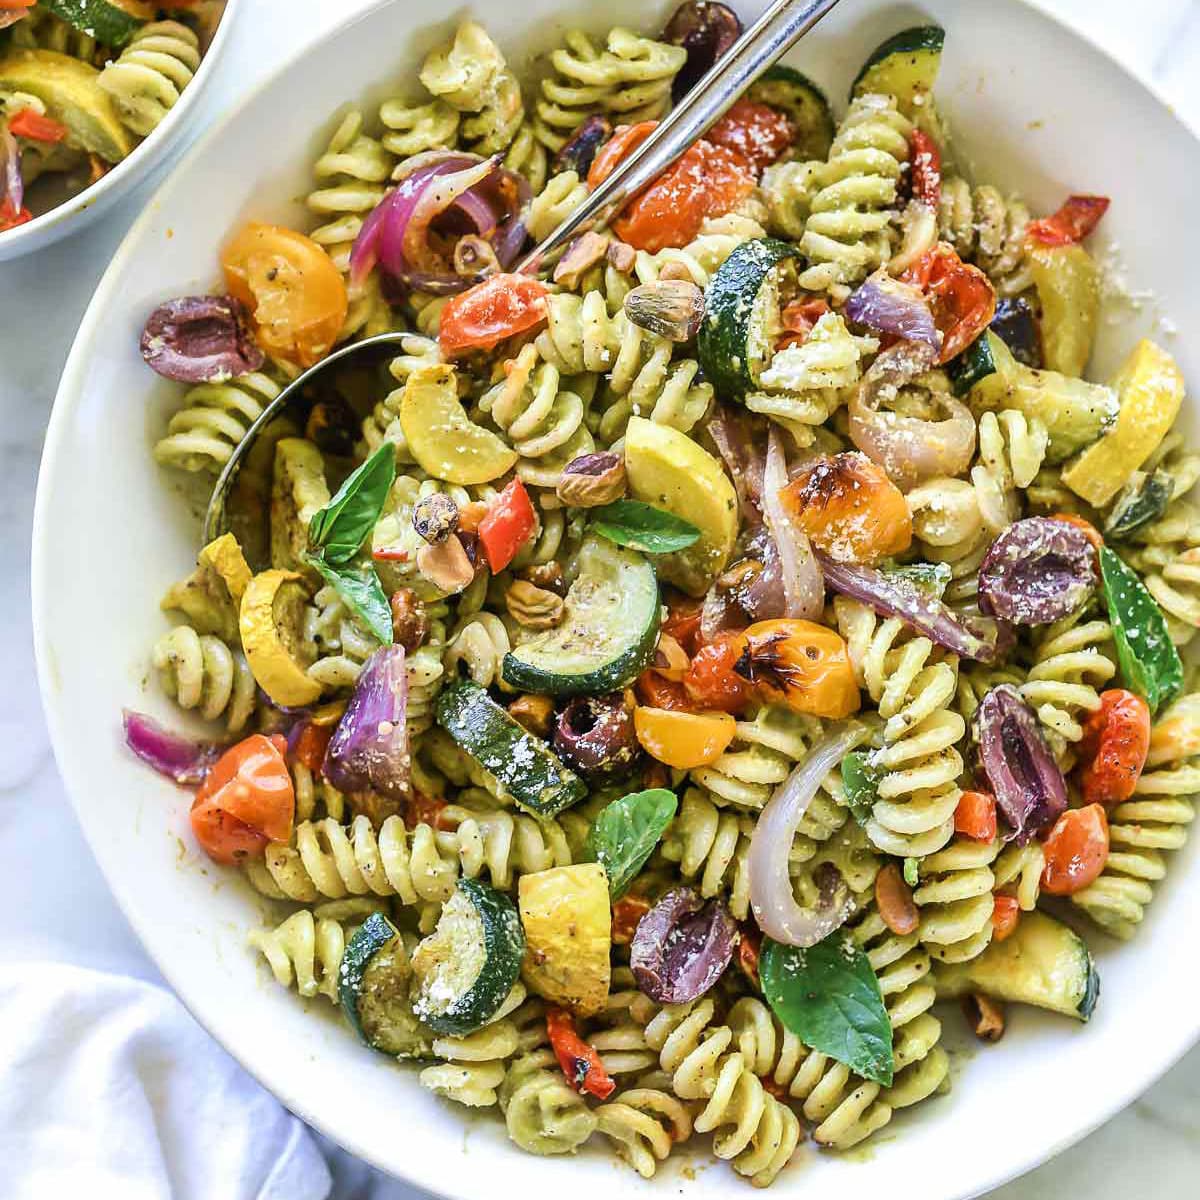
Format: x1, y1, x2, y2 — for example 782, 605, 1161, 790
0, 0, 225, 231
125, 3, 1199, 1185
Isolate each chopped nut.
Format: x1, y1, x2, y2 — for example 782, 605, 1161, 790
416, 536, 475, 595
506, 579, 566, 630
962, 992, 1006, 1042
412, 493, 460, 545
658, 260, 697, 284
553, 231, 609, 289
508, 693, 555, 738
453, 234, 501, 277
556, 451, 627, 508
520, 560, 566, 596
458, 500, 489, 534
624, 279, 705, 341
607, 239, 636, 273
651, 632, 690, 681
875, 862, 919, 936
389, 587, 430, 654
643, 760, 671, 791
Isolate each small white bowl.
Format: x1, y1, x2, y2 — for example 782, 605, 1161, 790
0, 0, 241, 261
32, 1, 1200, 1198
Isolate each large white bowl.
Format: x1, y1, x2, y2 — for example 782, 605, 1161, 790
32, 1, 1200, 1197
0, 0, 241, 261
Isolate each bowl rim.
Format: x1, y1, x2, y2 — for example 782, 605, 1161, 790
31, 0, 1200, 1195
0, 0, 243, 256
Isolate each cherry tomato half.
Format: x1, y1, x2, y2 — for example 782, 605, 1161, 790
1077, 689, 1151, 807
221, 223, 348, 367
901, 243, 997, 363
684, 631, 754, 715
707, 98, 797, 172
954, 790, 998, 842
1040, 804, 1109, 896
439, 273, 549, 357
1026, 194, 1110, 247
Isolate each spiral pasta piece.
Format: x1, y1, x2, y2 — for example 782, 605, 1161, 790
527, 170, 591, 243
290, 760, 348, 825
304, 584, 379, 693
633, 213, 767, 288
443, 611, 513, 691
595, 1082, 693, 1178
421, 983, 528, 1107
378, 96, 460, 158
636, 996, 801, 1186
939, 177, 1034, 297
153, 625, 256, 732
797, 93, 912, 295
499, 1048, 598, 1154
11, 9, 98, 59
98, 21, 199, 137
153, 373, 282, 473
912, 837, 998, 964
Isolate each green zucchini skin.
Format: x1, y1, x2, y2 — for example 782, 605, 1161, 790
39, 0, 150, 48
748, 65, 834, 160
420, 879, 526, 1036
339, 912, 402, 1046
501, 536, 660, 697
1104, 470, 1174, 541
948, 332, 998, 396
851, 24, 945, 111
436, 679, 587, 816
698, 237, 799, 399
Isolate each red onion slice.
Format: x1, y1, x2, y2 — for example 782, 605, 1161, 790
819, 554, 1013, 664
708, 406, 765, 521
750, 723, 869, 947
1, 124, 23, 216
763, 427, 824, 621
123, 709, 221, 786
322, 645, 410, 801
848, 341, 976, 491
844, 271, 939, 350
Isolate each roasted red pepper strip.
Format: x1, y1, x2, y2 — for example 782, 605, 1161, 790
909, 128, 942, 210
1026, 194, 1110, 247
477, 478, 536, 573
954, 790, 998, 842
546, 1007, 616, 1100
612, 895, 651, 945
991, 893, 1020, 941
902, 243, 997, 363
404, 790, 450, 831
1077, 689, 1151, 806
8, 107, 68, 143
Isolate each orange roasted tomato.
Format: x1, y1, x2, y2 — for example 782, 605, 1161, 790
190, 734, 295, 865
1076, 689, 1151, 807
732, 619, 860, 719
683, 631, 754, 715
782, 452, 913, 564
221, 223, 347, 367
901, 243, 996, 364
634, 706, 736, 769
588, 121, 755, 252
1040, 804, 1110, 896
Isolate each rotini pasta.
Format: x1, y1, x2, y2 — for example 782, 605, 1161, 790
98, 21, 199, 137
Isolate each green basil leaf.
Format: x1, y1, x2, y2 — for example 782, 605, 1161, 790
304, 552, 393, 646
903, 857, 920, 888
760, 931, 893, 1087
591, 500, 701, 555
308, 443, 396, 565
1099, 547, 1183, 714
585, 788, 678, 899
841, 751, 881, 828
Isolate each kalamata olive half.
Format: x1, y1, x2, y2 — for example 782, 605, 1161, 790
140, 294, 264, 384
552, 693, 640, 780
978, 517, 1097, 625
975, 685, 1067, 844
631, 887, 737, 1003
552, 114, 613, 177
661, 2, 743, 102
990, 297, 1043, 369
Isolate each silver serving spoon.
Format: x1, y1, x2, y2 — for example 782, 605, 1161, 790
203, 330, 409, 545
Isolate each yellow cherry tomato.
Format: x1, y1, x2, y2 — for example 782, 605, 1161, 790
735, 619, 860, 718
634, 706, 736, 769
221, 222, 348, 367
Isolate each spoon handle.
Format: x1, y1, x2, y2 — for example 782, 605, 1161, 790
515, 0, 843, 273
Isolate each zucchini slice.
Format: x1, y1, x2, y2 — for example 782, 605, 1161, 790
698, 237, 799, 400
436, 679, 587, 816
748, 65, 834, 160
948, 331, 998, 398
502, 535, 660, 696
851, 25, 945, 115
518, 864, 612, 1018
934, 911, 1099, 1022
39, 0, 152, 49
1104, 469, 1175, 542
339, 913, 434, 1057
411, 879, 526, 1036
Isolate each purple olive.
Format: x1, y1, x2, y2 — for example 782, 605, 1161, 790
631, 887, 736, 1003
661, 2, 743, 102
975, 685, 1067, 844
552, 115, 613, 178
990, 298, 1043, 369
979, 518, 1098, 625
552, 693, 639, 780
141, 294, 264, 384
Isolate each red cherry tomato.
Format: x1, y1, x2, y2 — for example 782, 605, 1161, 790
476, 478, 536, 572
954, 790, 998, 842
902, 243, 997, 363
684, 632, 753, 715
1077, 689, 1151, 807
909, 128, 942, 209
707, 98, 797, 172
662, 591, 704, 655
288, 721, 333, 773
1026, 194, 1110, 247
438, 273, 549, 357
636, 669, 691, 712
1041, 804, 1110, 896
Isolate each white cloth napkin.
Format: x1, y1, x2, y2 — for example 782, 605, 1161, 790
0, 962, 332, 1200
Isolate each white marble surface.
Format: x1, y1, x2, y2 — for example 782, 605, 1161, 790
2, 1, 1199, 1196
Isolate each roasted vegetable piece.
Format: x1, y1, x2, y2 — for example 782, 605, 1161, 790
1041, 804, 1110, 896
271, 438, 330, 576
160, 532, 252, 642
661, 1, 741, 101
634, 706, 735, 768
978, 517, 1098, 625
519, 863, 612, 1017
630, 886, 736, 1003
782, 453, 912, 565
851, 24, 945, 116
954, 790, 998, 842
733, 618, 860, 718
545, 1007, 615, 1099
239, 569, 320, 708
1026, 242, 1100, 378
1076, 689, 1151, 807
684, 631, 753, 714
552, 693, 640, 781
1104, 470, 1174, 542
438, 274, 549, 356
